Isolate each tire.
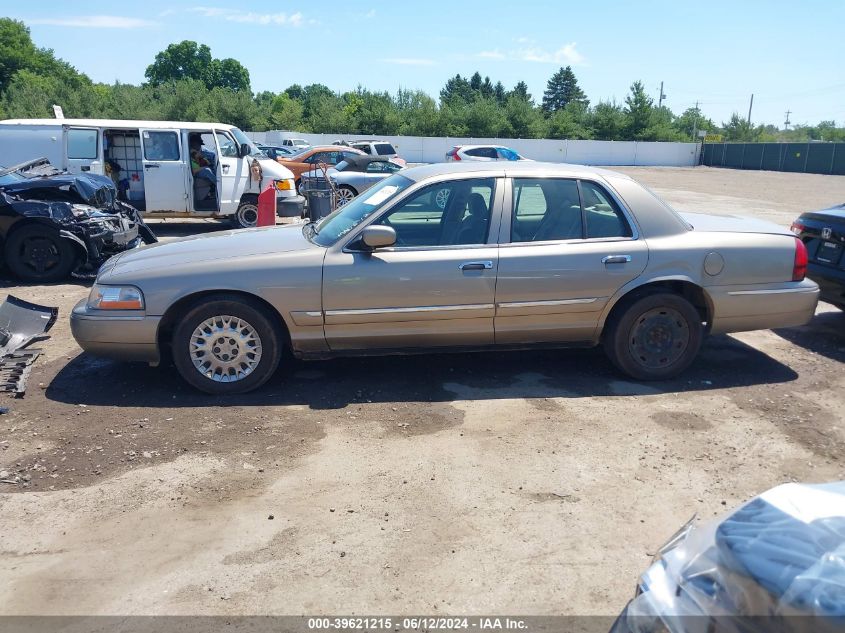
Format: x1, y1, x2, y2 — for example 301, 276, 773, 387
231, 197, 259, 229
603, 291, 703, 381
336, 185, 357, 207
4, 224, 78, 282
172, 295, 283, 395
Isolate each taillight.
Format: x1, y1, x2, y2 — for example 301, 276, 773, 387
793, 237, 808, 281
451, 149, 461, 161
790, 220, 805, 235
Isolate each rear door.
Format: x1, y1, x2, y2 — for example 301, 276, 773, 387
495, 177, 648, 344
141, 129, 187, 212
65, 127, 102, 175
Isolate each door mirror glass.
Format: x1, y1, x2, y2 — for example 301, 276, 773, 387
240, 143, 250, 158
361, 225, 397, 249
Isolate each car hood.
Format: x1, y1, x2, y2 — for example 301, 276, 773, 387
679, 211, 792, 236
1, 173, 114, 208
105, 223, 318, 278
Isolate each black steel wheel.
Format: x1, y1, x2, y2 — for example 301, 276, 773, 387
4, 225, 78, 282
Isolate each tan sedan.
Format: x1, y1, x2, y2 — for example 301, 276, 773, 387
70, 162, 819, 394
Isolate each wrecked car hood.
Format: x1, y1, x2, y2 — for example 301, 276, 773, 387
106, 224, 321, 277
0, 173, 114, 208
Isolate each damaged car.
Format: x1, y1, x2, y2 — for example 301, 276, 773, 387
0, 158, 156, 282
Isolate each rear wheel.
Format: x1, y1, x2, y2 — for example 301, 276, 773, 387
337, 185, 357, 207
4, 225, 78, 282
172, 296, 283, 394
604, 292, 703, 381
231, 196, 259, 229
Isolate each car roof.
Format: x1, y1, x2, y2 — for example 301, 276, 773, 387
401, 161, 632, 183
0, 118, 238, 131
301, 145, 365, 154
457, 144, 510, 150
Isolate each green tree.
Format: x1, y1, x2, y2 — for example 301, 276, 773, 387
145, 41, 250, 91
721, 112, 758, 141
212, 58, 251, 92
542, 66, 588, 114
269, 93, 304, 130
674, 105, 715, 140
440, 74, 475, 104
623, 80, 653, 139
548, 103, 592, 139
509, 81, 532, 105
588, 101, 626, 140
505, 95, 546, 138
284, 84, 304, 100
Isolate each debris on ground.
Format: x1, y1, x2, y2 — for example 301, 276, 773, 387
0, 295, 58, 395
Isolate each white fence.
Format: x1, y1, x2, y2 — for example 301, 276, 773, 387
246, 130, 701, 167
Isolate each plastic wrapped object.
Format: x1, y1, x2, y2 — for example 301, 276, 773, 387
613, 482, 845, 633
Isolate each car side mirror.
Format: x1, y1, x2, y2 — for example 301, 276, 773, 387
240, 143, 251, 157
361, 226, 396, 249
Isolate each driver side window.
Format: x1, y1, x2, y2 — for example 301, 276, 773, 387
372, 178, 495, 247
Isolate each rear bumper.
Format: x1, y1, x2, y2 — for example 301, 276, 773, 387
277, 194, 306, 218
707, 279, 819, 334
70, 299, 161, 364
807, 262, 845, 307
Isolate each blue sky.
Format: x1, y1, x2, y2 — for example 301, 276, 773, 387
7, 0, 845, 127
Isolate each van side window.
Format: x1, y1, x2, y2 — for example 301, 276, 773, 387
142, 131, 180, 161
67, 128, 98, 159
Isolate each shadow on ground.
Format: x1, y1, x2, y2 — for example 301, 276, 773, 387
145, 220, 231, 240
46, 333, 798, 410
774, 307, 845, 364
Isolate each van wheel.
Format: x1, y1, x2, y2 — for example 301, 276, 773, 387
172, 295, 282, 395
604, 292, 703, 381
5, 225, 78, 282
232, 197, 259, 229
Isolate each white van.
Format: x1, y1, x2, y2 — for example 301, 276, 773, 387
0, 119, 304, 227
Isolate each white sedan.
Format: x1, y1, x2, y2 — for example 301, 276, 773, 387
445, 145, 527, 162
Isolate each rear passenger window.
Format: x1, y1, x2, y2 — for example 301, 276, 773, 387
143, 131, 180, 161
580, 181, 632, 239
512, 178, 581, 242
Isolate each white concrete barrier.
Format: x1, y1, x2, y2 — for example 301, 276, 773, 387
247, 131, 701, 167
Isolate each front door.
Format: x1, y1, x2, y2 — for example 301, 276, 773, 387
214, 130, 244, 214
495, 177, 648, 344
140, 129, 187, 212
322, 177, 503, 351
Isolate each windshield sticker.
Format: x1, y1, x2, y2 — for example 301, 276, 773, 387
361, 185, 398, 206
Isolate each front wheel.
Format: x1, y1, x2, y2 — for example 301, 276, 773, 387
603, 292, 703, 381
4, 225, 78, 282
231, 197, 259, 229
172, 296, 283, 394
336, 185, 357, 207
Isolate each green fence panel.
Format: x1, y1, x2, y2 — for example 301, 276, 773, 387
832, 145, 845, 175
805, 143, 834, 174
724, 144, 744, 168
702, 142, 845, 174
742, 144, 764, 169
761, 144, 783, 171
781, 143, 807, 172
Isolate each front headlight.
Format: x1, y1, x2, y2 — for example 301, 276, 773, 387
88, 284, 145, 310
274, 179, 295, 191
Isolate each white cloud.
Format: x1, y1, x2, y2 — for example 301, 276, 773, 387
380, 58, 436, 66
190, 7, 304, 26
28, 15, 156, 28
475, 42, 585, 65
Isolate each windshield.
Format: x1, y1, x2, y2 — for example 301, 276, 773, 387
230, 127, 264, 157
311, 174, 414, 247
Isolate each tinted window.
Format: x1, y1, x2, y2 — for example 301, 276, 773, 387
67, 128, 98, 160
466, 147, 498, 159
373, 178, 495, 247
353, 144, 373, 155
580, 180, 632, 239
366, 161, 400, 173
375, 143, 396, 156
143, 131, 180, 161
512, 178, 582, 242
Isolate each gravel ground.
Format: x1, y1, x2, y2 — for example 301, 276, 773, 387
0, 167, 844, 617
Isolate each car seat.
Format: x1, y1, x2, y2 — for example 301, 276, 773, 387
456, 193, 490, 244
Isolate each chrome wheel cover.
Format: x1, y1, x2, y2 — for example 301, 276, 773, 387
189, 315, 263, 382
236, 204, 258, 228
435, 188, 451, 209
337, 187, 356, 206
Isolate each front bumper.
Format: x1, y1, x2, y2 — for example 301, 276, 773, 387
707, 278, 820, 334
70, 299, 161, 364
277, 194, 306, 218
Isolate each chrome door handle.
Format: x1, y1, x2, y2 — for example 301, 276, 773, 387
602, 255, 632, 264
459, 260, 493, 271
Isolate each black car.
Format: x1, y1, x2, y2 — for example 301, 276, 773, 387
0, 158, 156, 282
792, 203, 845, 309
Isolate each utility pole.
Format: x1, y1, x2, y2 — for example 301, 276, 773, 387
692, 100, 700, 141
658, 81, 666, 108
784, 110, 792, 130
747, 93, 754, 125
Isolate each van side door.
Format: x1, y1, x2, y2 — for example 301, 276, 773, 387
65, 127, 102, 175
140, 128, 187, 212
214, 129, 245, 214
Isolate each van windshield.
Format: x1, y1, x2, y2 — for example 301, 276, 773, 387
231, 128, 264, 158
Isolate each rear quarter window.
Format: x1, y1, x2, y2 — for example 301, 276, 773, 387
375, 143, 396, 156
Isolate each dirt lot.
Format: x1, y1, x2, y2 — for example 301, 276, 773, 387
1, 167, 844, 616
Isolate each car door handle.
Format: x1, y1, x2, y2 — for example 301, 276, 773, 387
459, 261, 493, 271
144, 163, 159, 169
602, 255, 632, 264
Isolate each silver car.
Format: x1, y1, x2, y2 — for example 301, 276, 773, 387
300, 155, 405, 206
70, 162, 819, 394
